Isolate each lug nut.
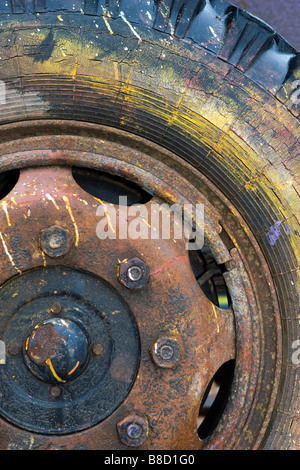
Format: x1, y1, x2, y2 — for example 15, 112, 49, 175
118, 257, 150, 290
126, 422, 143, 439
127, 265, 143, 282
40, 225, 71, 258
150, 336, 182, 369
117, 414, 149, 447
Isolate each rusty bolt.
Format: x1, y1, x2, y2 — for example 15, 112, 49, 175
49, 302, 62, 315
92, 342, 104, 357
118, 257, 150, 290
117, 414, 149, 447
7, 342, 20, 356
150, 336, 182, 369
49, 385, 62, 398
40, 225, 71, 258
127, 265, 143, 282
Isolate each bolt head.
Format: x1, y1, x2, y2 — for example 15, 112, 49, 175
118, 257, 150, 290
7, 342, 20, 356
117, 414, 149, 447
49, 302, 62, 315
40, 225, 71, 258
150, 336, 182, 369
127, 265, 143, 282
92, 342, 104, 357
49, 385, 62, 398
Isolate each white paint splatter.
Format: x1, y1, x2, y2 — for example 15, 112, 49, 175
120, 11, 142, 42
209, 26, 220, 41
0, 231, 21, 274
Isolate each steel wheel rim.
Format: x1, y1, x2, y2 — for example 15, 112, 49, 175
0, 120, 281, 450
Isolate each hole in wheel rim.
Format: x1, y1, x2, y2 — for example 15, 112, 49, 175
0, 170, 20, 200
189, 243, 231, 309
198, 360, 236, 440
72, 166, 153, 206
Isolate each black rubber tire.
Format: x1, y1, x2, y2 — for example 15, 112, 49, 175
0, 0, 299, 450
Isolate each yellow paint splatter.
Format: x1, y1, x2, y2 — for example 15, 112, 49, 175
0, 231, 21, 274
212, 304, 220, 333
167, 94, 184, 126
68, 361, 80, 376
101, 7, 114, 34
114, 62, 120, 82
141, 217, 151, 229
111, 310, 121, 315
2, 201, 11, 227
94, 197, 116, 234
62, 195, 79, 246
158, 2, 175, 35
46, 358, 66, 383
41, 251, 47, 267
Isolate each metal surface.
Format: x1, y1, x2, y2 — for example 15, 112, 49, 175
0, 0, 297, 449
0, 121, 281, 449
40, 226, 72, 258
118, 257, 150, 290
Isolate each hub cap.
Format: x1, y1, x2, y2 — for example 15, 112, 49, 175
25, 317, 89, 384
0, 267, 140, 434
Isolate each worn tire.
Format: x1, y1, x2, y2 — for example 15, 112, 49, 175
0, 0, 299, 450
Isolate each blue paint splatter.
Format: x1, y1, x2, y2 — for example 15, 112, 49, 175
267, 221, 291, 245
267, 221, 281, 246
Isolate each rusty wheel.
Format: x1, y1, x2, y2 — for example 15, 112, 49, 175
0, 0, 299, 451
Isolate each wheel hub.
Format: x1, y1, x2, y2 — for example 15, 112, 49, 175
0, 266, 140, 435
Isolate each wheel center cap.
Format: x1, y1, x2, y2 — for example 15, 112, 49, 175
0, 266, 140, 434
25, 318, 89, 383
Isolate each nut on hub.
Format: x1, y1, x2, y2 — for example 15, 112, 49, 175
117, 414, 149, 447
40, 225, 71, 258
150, 336, 182, 369
118, 257, 150, 289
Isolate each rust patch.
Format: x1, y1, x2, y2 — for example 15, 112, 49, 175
26, 323, 66, 366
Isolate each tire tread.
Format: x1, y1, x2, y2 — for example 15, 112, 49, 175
0, 0, 298, 114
